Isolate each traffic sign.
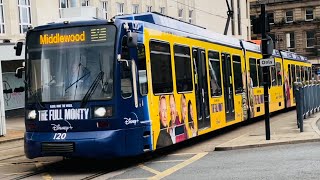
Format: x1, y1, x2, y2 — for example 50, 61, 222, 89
260, 58, 275, 67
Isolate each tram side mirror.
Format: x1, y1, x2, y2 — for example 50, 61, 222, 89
127, 31, 138, 48
15, 62, 25, 78
14, 42, 23, 56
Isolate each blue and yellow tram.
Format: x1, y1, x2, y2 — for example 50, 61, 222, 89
16, 12, 311, 159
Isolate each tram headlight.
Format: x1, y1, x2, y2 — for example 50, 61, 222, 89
27, 110, 37, 120
94, 107, 113, 118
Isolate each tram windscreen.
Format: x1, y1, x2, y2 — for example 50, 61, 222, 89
26, 25, 116, 103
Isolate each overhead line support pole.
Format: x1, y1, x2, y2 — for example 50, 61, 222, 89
261, 4, 271, 140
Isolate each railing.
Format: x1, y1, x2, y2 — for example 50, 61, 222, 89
294, 81, 320, 132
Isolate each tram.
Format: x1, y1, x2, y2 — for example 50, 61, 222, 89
14, 12, 311, 159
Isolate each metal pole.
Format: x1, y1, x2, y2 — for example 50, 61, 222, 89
261, 4, 270, 140
0, 60, 6, 136
299, 84, 304, 132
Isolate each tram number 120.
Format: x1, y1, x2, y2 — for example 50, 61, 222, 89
53, 133, 67, 140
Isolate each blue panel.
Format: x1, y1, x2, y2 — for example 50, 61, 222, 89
24, 127, 149, 159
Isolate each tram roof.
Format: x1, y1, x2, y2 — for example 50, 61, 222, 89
241, 40, 261, 53
280, 51, 308, 62
115, 12, 242, 49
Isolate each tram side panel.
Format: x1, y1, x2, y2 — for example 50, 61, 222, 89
144, 29, 199, 150
204, 46, 246, 131
144, 27, 253, 150
283, 59, 296, 108
283, 59, 312, 108
245, 51, 264, 118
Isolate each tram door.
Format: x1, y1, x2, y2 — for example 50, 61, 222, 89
222, 53, 235, 121
192, 48, 211, 129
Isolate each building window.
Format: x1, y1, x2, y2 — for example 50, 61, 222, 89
150, 41, 173, 94
267, 12, 274, 24
147, 5, 152, 12
178, 9, 183, 20
59, 0, 69, 18
117, 3, 124, 15
81, 0, 89, 6
306, 31, 315, 48
286, 32, 295, 49
285, 10, 293, 23
101, 1, 108, 19
59, 0, 69, 8
18, 0, 31, 34
305, 8, 313, 21
0, 0, 5, 34
160, 7, 165, 14
188, 10, 193, 23
132, 4, 139, 14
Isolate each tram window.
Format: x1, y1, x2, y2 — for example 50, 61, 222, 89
208, 51, 222, 96
276, 62, 282, 85
257, 59, 263, 87
301, 67, 305, 82
296, 66, 301, 82
137, 44, 148, 95
120, 61, 132, 98
306, 67, 310, 81
292, 65, 296, 83
249, 58, 258, 87
308, 67, 312, 81
288, 64, 292, 86
121, 36, 130, 60
305, 67, 308, 81
150, 41, 173, 94
270, 66, 277, 86
174, 45, 193, 92
232, 55, 243, 94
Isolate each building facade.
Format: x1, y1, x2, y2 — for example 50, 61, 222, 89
58, 0, 251, 40
250, 0, 320, 65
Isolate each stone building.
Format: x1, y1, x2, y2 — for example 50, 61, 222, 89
250, 0, 320, 65
59, 0, 251, 40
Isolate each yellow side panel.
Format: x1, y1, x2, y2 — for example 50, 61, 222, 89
144, 28, 246, 149
269, 57, 285, 112
245, 51, 264, 118
144, 29, 198, 150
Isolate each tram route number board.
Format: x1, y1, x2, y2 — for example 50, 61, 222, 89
260, 58, 275, 67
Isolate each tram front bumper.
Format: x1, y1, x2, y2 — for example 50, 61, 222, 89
24, 130, 126, 159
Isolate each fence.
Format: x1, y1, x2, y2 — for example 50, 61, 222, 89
294, 81, 320, 132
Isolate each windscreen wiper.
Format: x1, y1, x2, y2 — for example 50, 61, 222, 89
29, 88, 46, 109
65, 63, 90, 92
80, 71, 104, 107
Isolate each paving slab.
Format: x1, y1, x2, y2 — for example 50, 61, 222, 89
215, 110, 320, 151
